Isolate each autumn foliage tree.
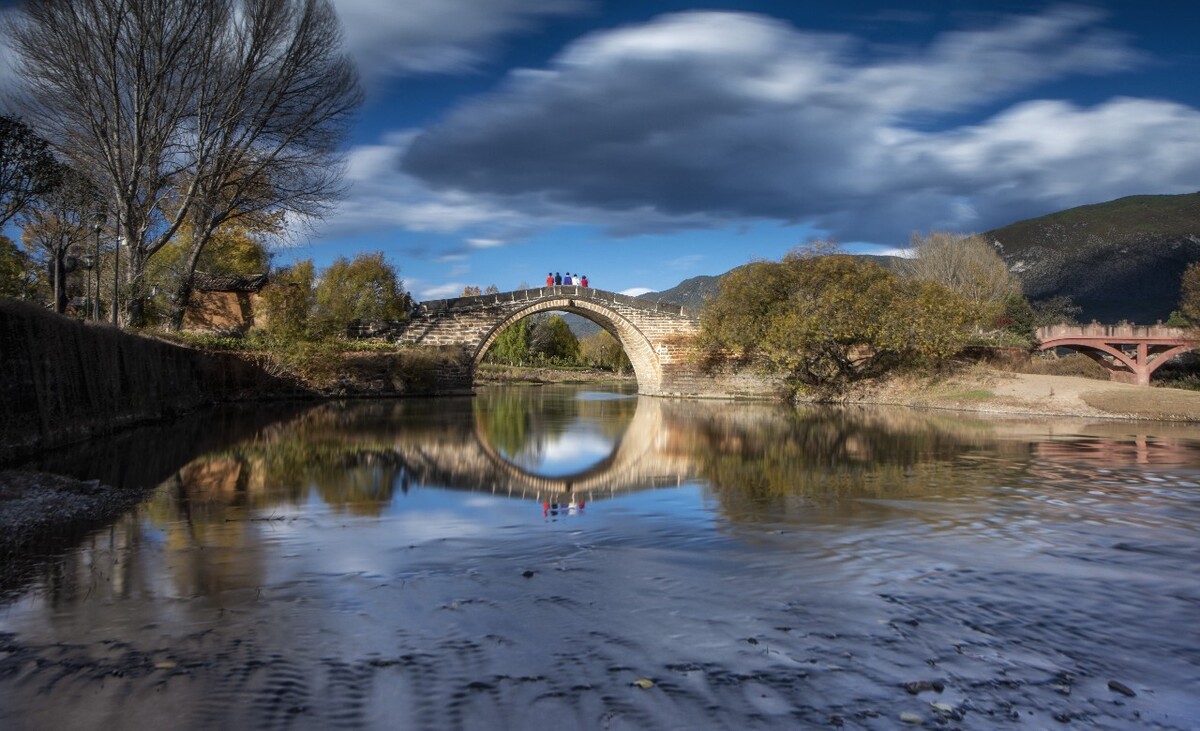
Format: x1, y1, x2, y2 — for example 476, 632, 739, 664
258, 259, 315, 341
1178, 262, 1200, 325
701, 247, 974, 395
310, 252, 407, 338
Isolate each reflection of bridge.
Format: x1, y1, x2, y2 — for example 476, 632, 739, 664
389, 397, 697, 502
1036, 324, 1197, 386
396, 286, 776, 398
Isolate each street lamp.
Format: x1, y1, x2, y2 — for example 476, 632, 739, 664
93, 212, 105, 322
82, 254, 94, 320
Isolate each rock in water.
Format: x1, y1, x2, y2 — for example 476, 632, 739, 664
1107, 680, 1137, 697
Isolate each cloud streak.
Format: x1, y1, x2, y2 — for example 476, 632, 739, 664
393, 7, 1199, 244
332, 0, 589, 81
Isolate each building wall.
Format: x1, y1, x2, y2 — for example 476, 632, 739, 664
183, 290, 265, 333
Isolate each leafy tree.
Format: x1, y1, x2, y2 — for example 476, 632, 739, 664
530, 314, 580, 364
487, 319, 532, 366
311, 252, 407, 337
484, 284, 500, 295
579, 330, 632, 373
10, 0, 361, 327
702, 248, 974, 394
1179, 262, 1200, 324
18, 166, 101, 312
898, 231, 1019, 318
0, 115, 61, 227
0, 234, 37, 298
259, 259, 315, 341
1031, 295, 1082, 327
461, 286, 482, 296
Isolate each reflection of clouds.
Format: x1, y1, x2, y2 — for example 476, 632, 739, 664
507, 427, 616, 476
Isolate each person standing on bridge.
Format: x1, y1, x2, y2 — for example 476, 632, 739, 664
546, 272, 554, 287
581, 274, 588, 288
554, 272, 562, 285
564, 273, 573, 285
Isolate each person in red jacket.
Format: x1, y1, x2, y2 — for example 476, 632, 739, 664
546, 272, 553, 287
581, 274, 589, 288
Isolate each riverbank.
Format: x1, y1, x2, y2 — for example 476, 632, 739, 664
855, 365, 1200, 422
475, 363, 635, 386
0, 470, 151, 559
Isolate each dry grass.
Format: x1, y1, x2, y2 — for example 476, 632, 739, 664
1080, 388, 1200, 421
1006, 353, 1110, 380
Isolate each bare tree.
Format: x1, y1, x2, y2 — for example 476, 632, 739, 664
19, 165, 102, 313
7, 0, 361, 328
897, 231, 1020, 309
0, 114, 61, 227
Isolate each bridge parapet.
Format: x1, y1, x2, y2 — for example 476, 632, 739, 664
1037, 323, 1193, 342
414, 286, 691, 318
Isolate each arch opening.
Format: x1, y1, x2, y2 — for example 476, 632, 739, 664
472, 297, 663, 393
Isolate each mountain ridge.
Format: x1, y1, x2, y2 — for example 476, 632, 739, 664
639, 192, 1200, 323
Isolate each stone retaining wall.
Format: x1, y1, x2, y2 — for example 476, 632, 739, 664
0, 299, 294, 464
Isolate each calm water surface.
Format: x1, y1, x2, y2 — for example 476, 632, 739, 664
2, 385, 1198, 730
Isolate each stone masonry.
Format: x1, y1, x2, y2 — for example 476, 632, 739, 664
396, 286, 782, 398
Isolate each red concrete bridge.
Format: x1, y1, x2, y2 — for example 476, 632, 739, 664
1036, 323, 1198, 386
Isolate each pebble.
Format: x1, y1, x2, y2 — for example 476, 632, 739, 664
899, 711, 923, 724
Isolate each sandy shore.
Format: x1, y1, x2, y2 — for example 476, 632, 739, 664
860, 367, 1200, 422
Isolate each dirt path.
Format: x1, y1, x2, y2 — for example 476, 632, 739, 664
865, 367, 1200, 422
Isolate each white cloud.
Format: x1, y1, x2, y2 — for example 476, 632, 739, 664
620, 287, 653, 297
419, 282, 471, 300
667, 254, 705, 270
467, 237, 505, 248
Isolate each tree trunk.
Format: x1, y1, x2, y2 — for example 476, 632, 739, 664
168, 229, 209, 332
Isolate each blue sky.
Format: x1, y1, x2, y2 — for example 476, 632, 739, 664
6, 1, 1200, 300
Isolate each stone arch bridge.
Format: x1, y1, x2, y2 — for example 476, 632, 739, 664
396, 286, 774, 398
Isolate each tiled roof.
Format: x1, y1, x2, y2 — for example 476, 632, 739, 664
193, 272, 269, 292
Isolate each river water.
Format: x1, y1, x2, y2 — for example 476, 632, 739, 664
1, 385, 1198, 730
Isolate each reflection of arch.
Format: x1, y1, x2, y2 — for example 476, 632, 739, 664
474, 296, 662, 392
388, 397, 688, 503
470, 398, 654, 498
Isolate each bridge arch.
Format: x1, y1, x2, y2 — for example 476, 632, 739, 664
473, 295, 663, 392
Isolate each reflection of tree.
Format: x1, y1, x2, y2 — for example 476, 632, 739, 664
678, 405, 1032, 522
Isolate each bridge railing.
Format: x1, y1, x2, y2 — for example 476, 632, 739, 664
414, 286, 690, 316
1036, 322, 1194, 341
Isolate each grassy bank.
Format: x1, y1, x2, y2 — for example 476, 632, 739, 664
476, 363, 635, 386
